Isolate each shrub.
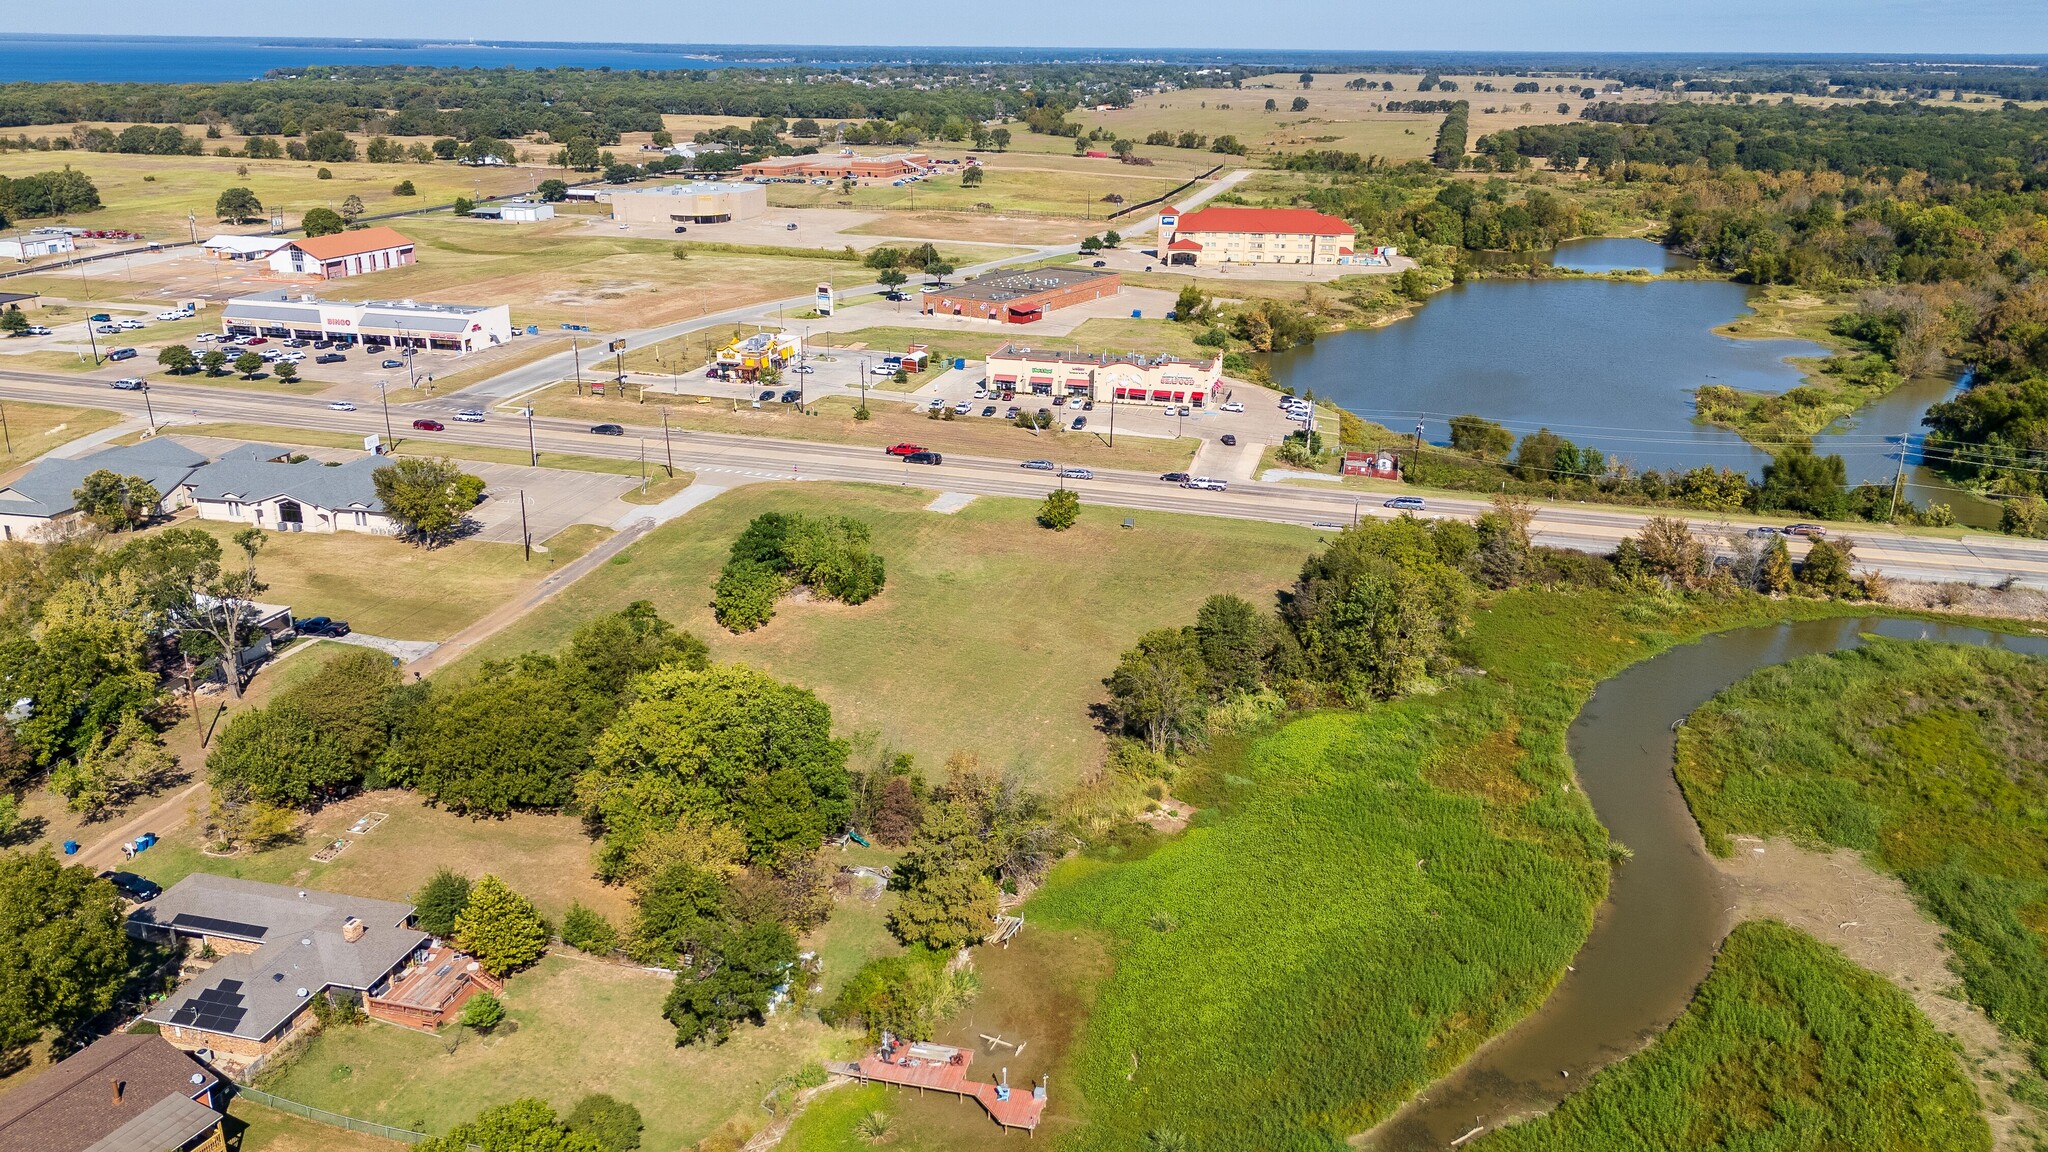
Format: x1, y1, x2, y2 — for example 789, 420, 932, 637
413, 868, 471, 938
565, 1093, 643, 1152
560, 901, 620, 954
458, 990, 505, 1032
451, 875, 549, 976
1038, 489, 1080, 530
392, 179, 416, 196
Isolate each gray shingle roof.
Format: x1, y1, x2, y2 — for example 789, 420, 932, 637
136, 875, 424, 1042
185, 455, 385, 513
0, 1033, 218, 1152
0, 439, 209, 519
83, 1092, 222, 1152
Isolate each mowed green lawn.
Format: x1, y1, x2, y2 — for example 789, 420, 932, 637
0, 150, 534, 239
459, 484, 1319, 792
0, 399, 124, 467
144, 516, 607, 640
766, 164, 1188, 218
256, 954, 832, 1150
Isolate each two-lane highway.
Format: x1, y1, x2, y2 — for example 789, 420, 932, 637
8, 370, 2048, 589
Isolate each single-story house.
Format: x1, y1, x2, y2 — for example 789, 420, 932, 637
0, 438, 208, 542
133, 876, 429, 1074
0, 1032, 225, 1152
186, 445, 397, 535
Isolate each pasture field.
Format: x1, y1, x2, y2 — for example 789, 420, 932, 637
1676, 638, 2048, 1062
1472, 920, 1988, 1151
766, 162, 1190, 220
0, 398, 124, 466
458, 483, 1318, 793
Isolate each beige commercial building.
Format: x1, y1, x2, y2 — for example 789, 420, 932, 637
1158, 205, 1357, 266
609, 181, 767, 226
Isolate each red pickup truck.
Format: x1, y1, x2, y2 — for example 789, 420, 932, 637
884, 443, 924, 457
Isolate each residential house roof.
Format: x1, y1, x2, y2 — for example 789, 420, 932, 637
185, 454, 386, 514
1168, 206, 1355, 237
136, 875, 424, 1043
201, 235, 286, 256
0, 438, 208, 520
0, 1033, 219, 1152
283, 227, 414, 263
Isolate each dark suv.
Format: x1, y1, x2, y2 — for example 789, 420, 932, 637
98, 871, 161, 902
904, 450, 943, 465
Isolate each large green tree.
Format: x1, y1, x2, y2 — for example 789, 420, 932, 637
415, 1099, 604, 1152
584, 665, 851, 866
383, 665, 588, 814
373, 457, 486, 548
0, 850, 128, 1055
1102, 628, 1206, 754
214, 186, 262, 223
1283, 517, 1472, 702
205, 700, 357, 809
73, 471, 161, 532
661, 917, 798, 1046
452, 874, 550, 976
413, 868, 471, 939
300, 207, 345, 237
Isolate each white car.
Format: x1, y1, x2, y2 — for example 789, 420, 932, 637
24, 325, 52, 336
279, 352, 305, 363
953, 401, 972, 415
116, 319, 145, 330
327, 401, 357, 412
791, 364, 814, 374
1067, 397, 1086, 409
194, 332, 216, 342
154, 310, 188, 321
453, 410, 486, 423
873, 364, 900, 376
1220, 401, 1245, 413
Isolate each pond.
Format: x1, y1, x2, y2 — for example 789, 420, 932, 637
1271, 238, 1988, 523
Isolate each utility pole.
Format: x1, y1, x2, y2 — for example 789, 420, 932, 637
0, 402, 11, 455
519, 489, 530, 562
639, 437, 647, 484
524, 405, 538, 467
377, 381, 394, 447
1108, 389, 1115, 447
1887, 433, 1907, 523
661, 409, 673, 477
139, 383, 157, 434
572, 337, 583, 394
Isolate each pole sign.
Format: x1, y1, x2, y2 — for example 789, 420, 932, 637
815, 282, 834, 316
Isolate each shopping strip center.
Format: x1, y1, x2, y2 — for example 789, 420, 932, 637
219, 289, 514, 352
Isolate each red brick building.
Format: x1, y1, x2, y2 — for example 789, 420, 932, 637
740, 152, 930, 181
921, 267, 1120, 324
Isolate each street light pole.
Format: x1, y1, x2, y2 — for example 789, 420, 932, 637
377, 381, 394, 447
519, 488, 530, 562
139, 384, 157, 434
524, 405, 538, 467
662, 409, 673, 477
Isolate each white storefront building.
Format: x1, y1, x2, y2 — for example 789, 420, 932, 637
221, 289, 513, 353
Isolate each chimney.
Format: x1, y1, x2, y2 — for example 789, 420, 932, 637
110, 1078, 124, 1106
342, 916, 366, 943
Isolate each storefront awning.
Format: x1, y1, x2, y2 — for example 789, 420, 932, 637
992, 374, 1018, 384
1150, 389, 1172, 399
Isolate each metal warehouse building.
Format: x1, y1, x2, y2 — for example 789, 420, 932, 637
608, 182, 767, 226
920, 267, 1121, 324
221, 289, 513, 353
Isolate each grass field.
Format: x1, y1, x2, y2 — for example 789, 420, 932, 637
1017, 587, 1855, 1150
1675, 638, 2048, 1067
231, 1099, 408, 1152
255, 953, 832, 1150
525, 389, 1204, 473
458, 483, 1318, 792
156, 421, 674, 481
0, 150, 535, 239
765, 162, 1190, 220
139, 515, 606, 640
1470, 920, 1989, 1151
124, 789, 634, 925
0, 398, 124, 466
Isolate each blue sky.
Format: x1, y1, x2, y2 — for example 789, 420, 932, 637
15, 1, 2048, 53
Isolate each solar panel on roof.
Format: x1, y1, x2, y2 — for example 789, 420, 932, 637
215, 979, 243, 992
170, 912, 268, 939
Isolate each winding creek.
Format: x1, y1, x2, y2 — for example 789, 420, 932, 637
1268, 238, 1994, 526
1365, 617, 2048, 1149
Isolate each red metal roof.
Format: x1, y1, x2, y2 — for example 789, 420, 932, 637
1170, 206, 1354, 237
287, 226, 414, 262
1167, 239, 1204, 251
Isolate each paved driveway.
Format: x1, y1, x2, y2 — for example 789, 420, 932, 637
460, 461, 638, 543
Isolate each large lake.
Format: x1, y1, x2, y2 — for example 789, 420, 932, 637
1271, 238, 1981, 521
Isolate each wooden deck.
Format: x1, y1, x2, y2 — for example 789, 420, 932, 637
365, 948, 499, 1032
850, 1045, 1047, 1131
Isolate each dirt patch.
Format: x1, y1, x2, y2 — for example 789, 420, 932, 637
538, 280, 662, 308
1715, 836, 2048, 1150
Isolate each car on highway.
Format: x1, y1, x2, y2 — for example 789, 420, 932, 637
1785, 523, 1828, 537
674, 225, 688, 233
885, 443, 925, 456
98, 871, 161, 902
1384, 496, 1427, 511
1183, 477, 1228, 491
903, 450, 943, 465
454, 410, 486, 423
411, 419, 445, 431
758, 389, 776, 402
108, 378, 146, 391
1021, 459, 1055, 471
316, 353, 346, 364
590, 424, 625, 436
1161, 472, 1191, 483
1220, 434, 1237, 446
1220, 401, 1245, 413
327, 401, 356, 411
1059, 467, 1094, 480
1071, 416, 1087, 430
1746, 525, 1780, 539
981, 405, 996, 417
380, 359, 405, 369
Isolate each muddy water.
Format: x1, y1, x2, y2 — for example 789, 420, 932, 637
1366, 616, 2048, 1150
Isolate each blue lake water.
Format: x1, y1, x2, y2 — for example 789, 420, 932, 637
1270, 237, 1987, 520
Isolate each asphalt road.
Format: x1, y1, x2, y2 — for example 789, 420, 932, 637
9, 370, 2048, 589
449, 169, 1258, 404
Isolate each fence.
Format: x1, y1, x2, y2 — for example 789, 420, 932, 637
1108, 163, 1226, 221
231, 1085, 427, 1144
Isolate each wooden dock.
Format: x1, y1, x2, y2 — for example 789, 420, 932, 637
847, 1044, 1046, 1132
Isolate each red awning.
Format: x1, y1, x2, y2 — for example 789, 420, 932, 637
1191, 392, 1205, 403
1008, 304, 1042, 315
993, 375, 1018, 384
1150, 389, 1172, 399
1173, 391, 1186, 401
